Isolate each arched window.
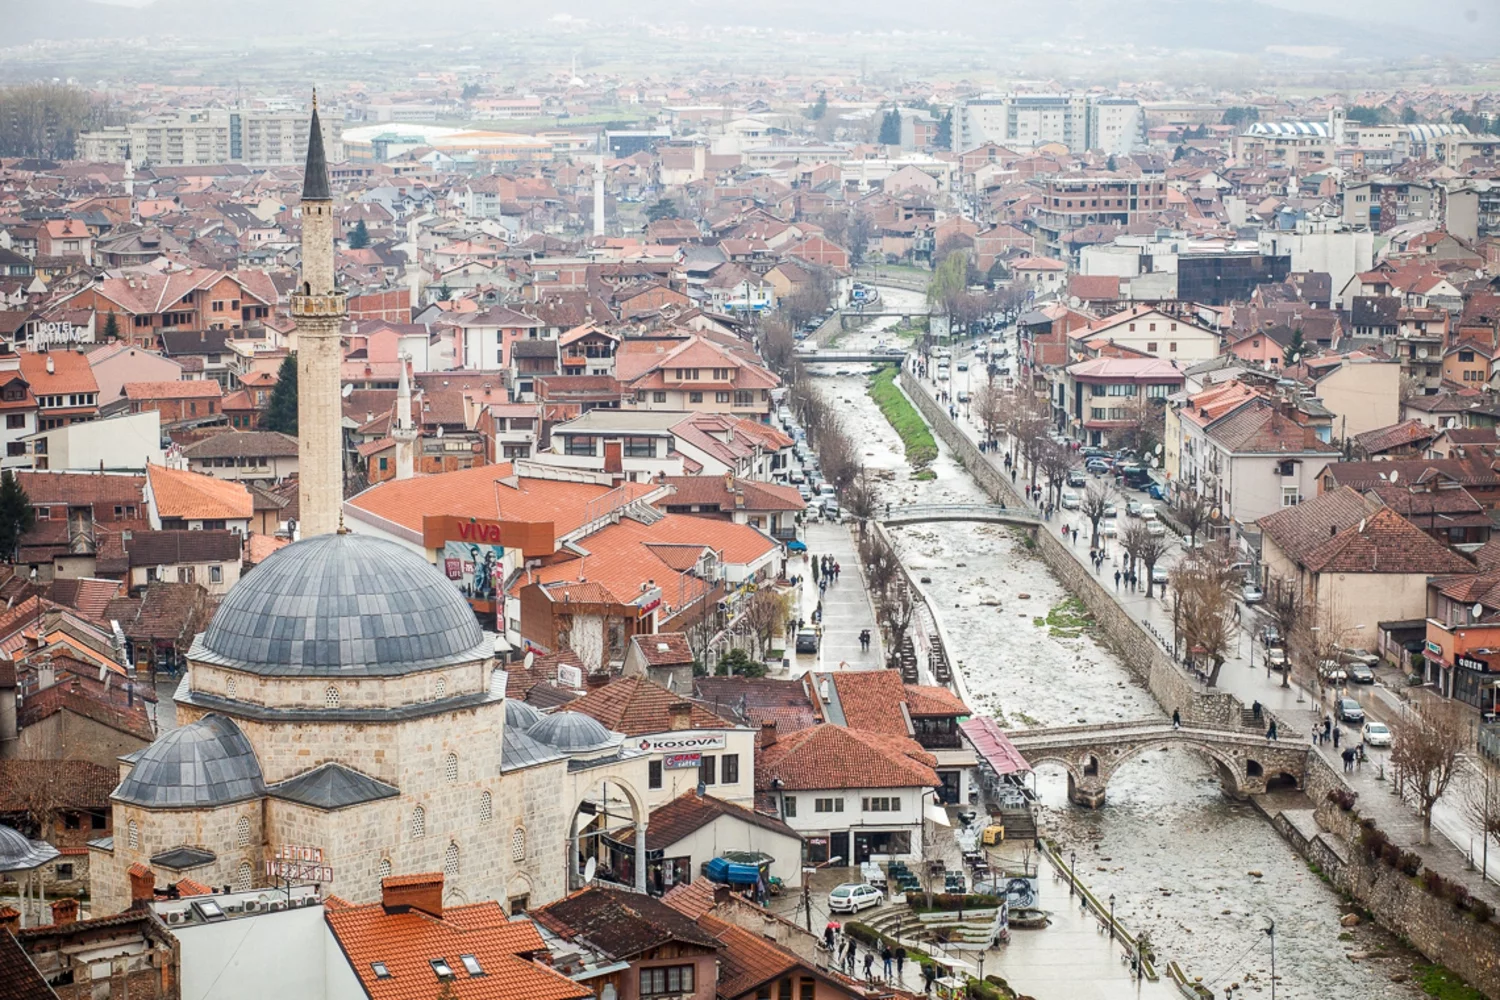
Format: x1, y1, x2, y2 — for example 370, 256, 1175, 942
479, 791, 492, 823
127, 819, 139, 850
324, 686, 339, 709
234, 862, 252, 892
236, 816, 251, 848
444, 753, 458, 783
226, 677, 237, 699
510, 827, 526, 863
411, 806, 425, 840
435, 677, 447, 698
377, 858, 392, 880
444, 842, 460, 877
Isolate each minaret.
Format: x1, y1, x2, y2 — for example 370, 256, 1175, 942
593, 151, 606, 238
290, 90, 346, 537
392, 353, 416, 481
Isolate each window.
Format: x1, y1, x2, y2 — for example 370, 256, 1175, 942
445, 752, 459, 782
411, 806, 425, 839
436, 677, 446, 698
227, 677, 236, 698
814, 797, 844, 813
1169, 342, 1178, 353
564, 435, 597, 457
652, 391, 667, 403
640, 966, 695, 997
862, 796, 902, 812
91, 812, 106, 830
699, 755, 717, 785
782, 796, 796, 818
480, 791, 492, 822
715, 392, 730, 403
127, 820, 138, 849
64, 813, 80, 830
779, 982, 793, 1000
800, 979, 816, 1000
689, 392, 703, 403
235, 862, 252, 891
55, 863, 73, 880
236, 816, 251, 847
430, 959, 455, 981
1146, 342, 1157, 353
444, 842, 460, 876
721, 754, 739, 784
5, 414, 23, 429
1282, 486, 1301, 507
5, 443, 22, 457
378, 858, 391, 880
511, 827, 526, 862
210, 565, 223, 584
460, 955, 484, 977
649, 759, 663, 789
623, 436, 656, 458
734, 391, 753, 407
325, 686, 339, 709
371, 962, 391, 980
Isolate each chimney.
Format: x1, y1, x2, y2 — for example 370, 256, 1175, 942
381, 872, 444, 919
0, 906, 18, 936
129, 865, 157, 904
760, 720, 778, 747
50, 898, 79, 927
668, 701, 693, 731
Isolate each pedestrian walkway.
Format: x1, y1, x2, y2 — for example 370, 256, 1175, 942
786, 520, 880, 677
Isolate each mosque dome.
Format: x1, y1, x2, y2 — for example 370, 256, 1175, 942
196, 533, 487, 677
0, 824, 60, 872
504, 698, 544, 731
527, 711, 622, 755
113, 714, 266, 810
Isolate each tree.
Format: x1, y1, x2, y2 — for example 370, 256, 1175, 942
682, 594, 722, 671
1037, 439, 1077, 509
1462, 758, 1500, 880
847, 210, 875, 267
935, 109, 952, 150
1001, 389, 1050, 490
716, 648, 767, 678
645, 198, 681, 223
739, 588, 790, 663
102, 312, 119, 341
348, 219, 370, 249
461, 82, 481, 101
0, 83, 114, 159
1173, 491, 1211, 548
878, 109, 902, 146
0, 470, 34, 562
1390, 700, 1469, 845
1283, 328, 1307, 366
1400, 105, 1420, 125
261, 354, 299, 435
1080, 480, 1117, 549
1121, 520, 1170, 599
1263, 577, 1309, 688
843, 467, 879, 536
1113, 396, 1165, 459
1170, 547, 1238, 686
1172, 144, 1187, 162
1106, 154, 1118, 172
972, 379, 1007, 446
807, 91, 828, 121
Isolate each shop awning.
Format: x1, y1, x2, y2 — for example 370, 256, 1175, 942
958, 717, 1031, 776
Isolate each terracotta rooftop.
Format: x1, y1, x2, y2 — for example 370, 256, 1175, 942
566, 676, 737, 738
122, 380, 223, 400
755, 724, 938, 792
1259, 487, 1475, 575
621, 790, 797, 852
146, 465, 253, 520
531, 885, 717, 960
1352, 419, 1437, 456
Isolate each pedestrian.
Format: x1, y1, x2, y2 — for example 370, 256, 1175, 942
846, 942, 857, 974
1323, 715, 1332, 741
1172, 708, 1181, 730
895, 946, 906, 978
864, 951, 875, 982
1252, 700, 1262, 721
922, 963, 937, 993
1333, 726, 1341, 749
1342, 747, 1356, 773
824, 924, 835, 951
1114, 569, 1122, 590
1267, 720, 1278, 741
882, 945, 893, 980
1312, 725, 1321, 746
819, 578, 827, 596
834, 560, 841, 580
811, 559, 820, 584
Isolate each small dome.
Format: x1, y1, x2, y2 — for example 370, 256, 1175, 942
527, 711, 621, 754
114, 714, 266, 809
504, 698, 543, 730
197, 533, 487, 677
0, 824, 59, 872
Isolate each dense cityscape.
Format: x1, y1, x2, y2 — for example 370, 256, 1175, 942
1, 3, 1499, 999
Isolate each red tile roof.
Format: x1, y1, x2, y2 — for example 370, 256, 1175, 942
566, 676, 737, 737
122, 381, 223, 400
146, 465, 253, 520
756, 724, 938, 791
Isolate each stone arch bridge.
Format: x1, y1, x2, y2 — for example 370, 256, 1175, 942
1006, 720, 1311, 808
880, 503, 1041, 528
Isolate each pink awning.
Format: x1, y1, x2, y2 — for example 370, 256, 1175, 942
959, 717, 1031, 776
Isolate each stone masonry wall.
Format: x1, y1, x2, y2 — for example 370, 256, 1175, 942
899, 369, 1241, 727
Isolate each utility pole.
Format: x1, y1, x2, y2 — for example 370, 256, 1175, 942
1265, 918, 1276, 1000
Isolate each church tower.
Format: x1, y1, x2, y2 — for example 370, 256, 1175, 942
291, 91, 346, 536
392, 353, 417, 480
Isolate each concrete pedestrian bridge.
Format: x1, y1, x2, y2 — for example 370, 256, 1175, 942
795, 350, 908, 363
1006, 720, 1311, 808
881, 503, 1042, 528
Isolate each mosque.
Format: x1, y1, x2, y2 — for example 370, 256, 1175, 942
86, 102, 651, 916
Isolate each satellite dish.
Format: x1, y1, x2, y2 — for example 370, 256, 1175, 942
1358, 518, 1367, 533
436, 425, 445, 438
1388, 469, 1399, 483
341, 384, 353, 398
601, 987, 618, 1000
1417, 347, 1429, 359
1155, 443, 1164, 455
1473, 603, 1484, 620
583, 857, 597, 884
523, 651, 535, 670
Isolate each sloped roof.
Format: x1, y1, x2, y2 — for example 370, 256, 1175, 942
755, 724, 938, 791
1260, 486, 1475, 575
146, 465, 253, 520
266, 762, 400, 811
566, 676, 737, 737
1205, 399, 1339, 455
531, 885, 717, 960
1352, 419, 1437, 456
623, 790, 798, 852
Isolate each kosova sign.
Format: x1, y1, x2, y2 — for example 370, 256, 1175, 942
636, 731, 727, 754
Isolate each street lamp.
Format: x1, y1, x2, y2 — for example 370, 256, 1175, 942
1069, 851, 1076, 897
1264, 918, 1277, 1000
1108, 893, 1116, 942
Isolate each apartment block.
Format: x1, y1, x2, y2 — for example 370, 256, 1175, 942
956, 93, 1142, 155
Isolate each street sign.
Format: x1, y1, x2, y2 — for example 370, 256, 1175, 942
264, 859, 333, 883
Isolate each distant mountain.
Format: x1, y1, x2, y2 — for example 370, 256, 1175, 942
1, 0, 1487, 57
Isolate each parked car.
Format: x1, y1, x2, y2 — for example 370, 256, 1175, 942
1147, 483, 1168, 501
795, 630, 820, 654
1338, 697, 1365, 725
1061, 490, 1081, 510
822, 500, 842, 521
1151, 565, 1169, 585
1125, 501, 1143, 517
1146, 521, 1166, 537
1363, 721, 1392, 747
957, 362, 969, 371
1102, 520, 1119, 537
1319, 661, 1347, 684
1262, 625, 1282, 647
1266, 647, 1287, 671
1138, 503, 1158, 521
1103, 503, 1117, 518
1067, 470, 1087, 488
828, 883, 883, 913
797, 484, 813, 500
1086, 458, 1112, 474
1347, 664, 1375, 685
957, 390, 971, 403
1241, 584, 1264, 604
818, 484, 837, 499
1335, 647, 1380, 667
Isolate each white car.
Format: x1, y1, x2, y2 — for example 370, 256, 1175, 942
1102, 520, 1118, 537
828, 882, 884, 913
1363, 721, 1392, 747
1061, 490, 1081, 510
1145, 521, 1166, 537
1138, 503, 1157, 521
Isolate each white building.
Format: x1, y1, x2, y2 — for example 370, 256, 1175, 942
956, 93, 1142, 154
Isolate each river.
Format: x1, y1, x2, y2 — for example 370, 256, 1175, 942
813, 285, 1424, 999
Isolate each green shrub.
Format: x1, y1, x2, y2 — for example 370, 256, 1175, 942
1398, 851, 1422, 877
1470, 899, 1493, 924
868, 367, 938, 468
906, 893, 1003, 913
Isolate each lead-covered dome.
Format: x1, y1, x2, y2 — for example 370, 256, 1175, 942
195, 533, 487, 677
527, 711, 622, 755
114, 714, 266, 809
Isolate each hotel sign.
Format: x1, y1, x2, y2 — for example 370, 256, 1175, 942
264, 844, 332, 883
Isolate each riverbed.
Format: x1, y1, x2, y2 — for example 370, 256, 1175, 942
821, 288, 1423, 999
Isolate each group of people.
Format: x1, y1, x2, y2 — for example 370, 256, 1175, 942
811, 553, 842, 597
826, 925, 933, 990
859, 628, 872, 651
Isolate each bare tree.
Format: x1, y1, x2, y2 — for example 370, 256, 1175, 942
817, 420, 860, 492
1079, 480, 1117, 549
1173, 490, 1212, 548
1462, 757, 1500, 879
1121, 520, 1171, 599
1113, 395, 1166, 458
1037, 439, 1078, 509
739, 588, 791, 662
972, 378, 1007, 446
1390, 700, 1470, 845
1170, 548, 1239, 686
1002, 391, 1050, 490
843, 467, 879, 535
1263, 576, 1309, 689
